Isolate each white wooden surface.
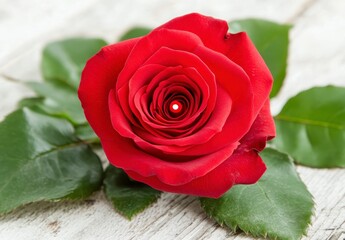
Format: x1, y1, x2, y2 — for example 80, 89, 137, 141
1, 0, 345, 239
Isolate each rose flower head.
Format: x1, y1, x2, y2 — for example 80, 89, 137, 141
79, 13, 275, 198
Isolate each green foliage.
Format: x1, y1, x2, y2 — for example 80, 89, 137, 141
273, 86, 345, 168
18, 38, 107, 143
25, 80, 86, 125
200, 148, 314, 240
103, 165, 161, 219
119, 27, 151, 41
75, 124, 99, 143
0, 108, 103, 214
41, 38, 107, 89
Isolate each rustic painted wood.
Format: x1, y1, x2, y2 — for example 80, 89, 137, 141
0, 0, 345, 239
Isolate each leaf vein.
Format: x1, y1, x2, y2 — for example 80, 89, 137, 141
275, 115, 344, 130
0, 141, 85, 195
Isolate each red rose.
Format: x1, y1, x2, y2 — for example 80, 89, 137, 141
79, 13, 275, 198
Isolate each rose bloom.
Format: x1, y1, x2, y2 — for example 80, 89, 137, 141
79, 13, 275, 198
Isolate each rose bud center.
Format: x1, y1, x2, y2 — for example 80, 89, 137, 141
169, 100, 183, 114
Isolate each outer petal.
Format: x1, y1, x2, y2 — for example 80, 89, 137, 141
78, 38, 140, 140
102, 136, 238, 186
224, 32, 273, 119
158, 13, 229, 53
125, 149, 266, 198
238, 99, 276, 153
116, 28, 204, 90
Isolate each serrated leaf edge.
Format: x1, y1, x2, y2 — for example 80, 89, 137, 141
199, 150, 315, 240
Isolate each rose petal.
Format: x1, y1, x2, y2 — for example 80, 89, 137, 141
78, 38, 140, 140
160, 13, 273, 119
224, 32, 273, 119
193, 45, 254, 140
102, 135, 238, 186
109, 87, 232, 154
158, 13, 229, 52
238, 99, 276, 152
130, 87, 232, 151
145, 45, 255, 149
115, 29, 205, 123
126, 64, 166, 126
139, 77, 196, 129
116, 28, 204, 90
144, 47, 217, 125
134, 67, 204, 127
125, 149, 266, 198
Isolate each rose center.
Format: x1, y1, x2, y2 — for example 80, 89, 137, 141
169, 100, 183, 114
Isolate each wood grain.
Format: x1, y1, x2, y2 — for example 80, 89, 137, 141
1, 0, 345, 239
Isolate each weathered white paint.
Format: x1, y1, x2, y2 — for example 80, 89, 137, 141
0, 0, 345, 239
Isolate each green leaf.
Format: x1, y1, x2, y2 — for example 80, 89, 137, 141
41, 38, 107, 89
75, 123, 99, 143
200, 148, 314, 240
272, 86, 345, 168
17, 96, 99, 143
25, 80, 86, 125
0, 108, 103, 214
229, 19, 291, 98
18, 97, 44, 109
17, 97, 48, 115
119, 27, 151, 41
103, 165, 161, 219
